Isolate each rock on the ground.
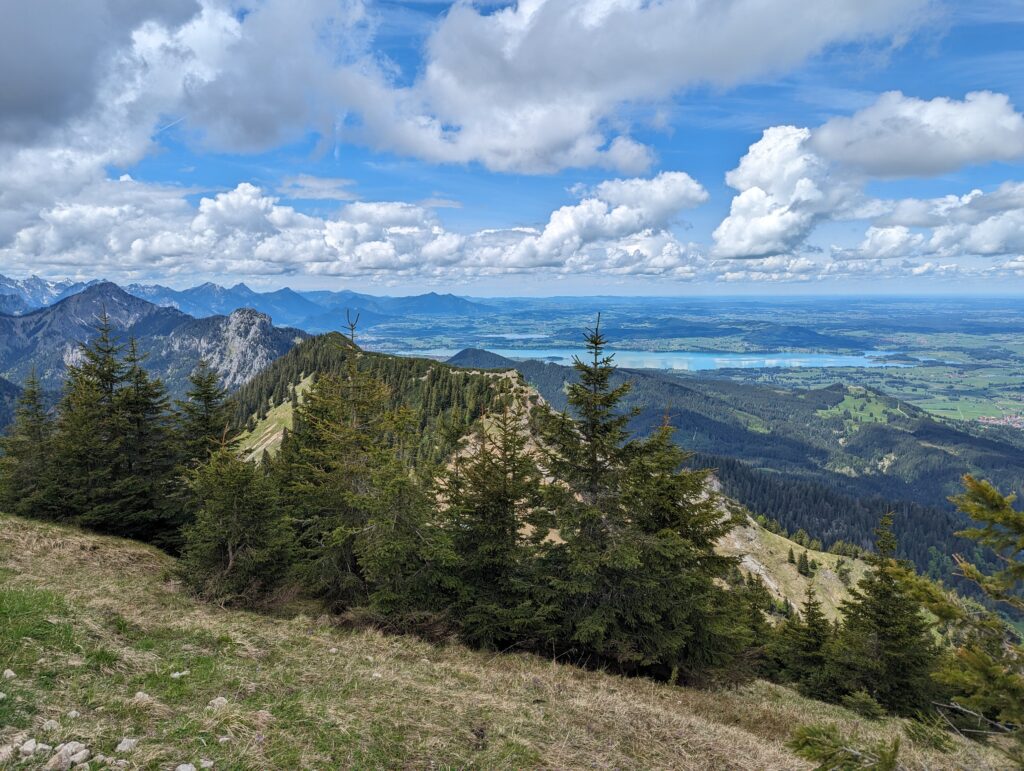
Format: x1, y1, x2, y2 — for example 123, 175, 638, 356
0, 745, 13, 762
66, 710, 80, 718
44, 741, 88, 771
207, 696, 228, 710
115, 738, 138, 753
0, 691, 6, 700
2, 669, 15, 680
200, 759, 214, 768
175, 764, 197, 771
20, 738, 37, 756
42, 719, 60, 732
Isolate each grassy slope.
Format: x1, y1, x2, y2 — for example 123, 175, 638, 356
0, 516, 1002, 770
236, 376, 313, 461
719, 518, 868, 620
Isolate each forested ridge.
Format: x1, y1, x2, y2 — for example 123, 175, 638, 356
448, 348, 1023, 591
1, 319, 1023, 767
231, 332, 528, 467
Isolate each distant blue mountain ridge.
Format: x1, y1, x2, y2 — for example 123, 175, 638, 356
0, 273, 493, 332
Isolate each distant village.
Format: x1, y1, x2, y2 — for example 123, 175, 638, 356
978, 413, 1024, 430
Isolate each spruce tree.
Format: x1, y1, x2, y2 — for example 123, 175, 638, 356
279, 343, 449, 618
176, 359, 231, 466
827, 514, 941, 715
181, 447, 292, 606
781, 585, 833, 699
0, 371, 57, 519
940, 477, 1024, 764
797, 550, 811, 576
113, 339, 180, 546
53, 312, 127, 526
442, 407, 550, 649
538, 321, 742, 679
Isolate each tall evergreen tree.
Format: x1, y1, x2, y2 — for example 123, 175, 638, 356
0, 371, 56, 519
939, 477, 1024, 764
181, 447, 293, 606
826, 514, 941, 715
279, 343, 450, 618
114, 339, 180, 546
53, 312, 127, 526
176, 359, 232, 466
538, 321, 743, 679
780, 585, 833, 699
442, 407, 551, 649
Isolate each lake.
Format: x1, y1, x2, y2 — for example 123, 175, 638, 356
394, 347, 902, 371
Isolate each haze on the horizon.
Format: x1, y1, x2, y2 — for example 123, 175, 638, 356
2, 1, 1024, 296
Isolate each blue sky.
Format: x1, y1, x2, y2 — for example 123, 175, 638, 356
2, 1, 1024, 295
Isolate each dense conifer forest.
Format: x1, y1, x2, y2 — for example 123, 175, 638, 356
1, 317, 1022, 766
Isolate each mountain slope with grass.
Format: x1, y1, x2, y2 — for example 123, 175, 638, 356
0, 515, 996, 770
445, 348, 1024, 591
231, 337, 863, 619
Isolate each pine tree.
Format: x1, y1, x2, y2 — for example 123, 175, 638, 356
827, 514, 941, 715
113, 339, 181, 546
537, 320, 743, 679
780, 585, 833, 699
797, 550, 811, 576
279, 343, 450, 617
442, 407, 550, 649
0, 371, 57, 519
788, 546, 796, 564
176, 360, 232, 467
939, 477, 1024, 764
181, 448, 293, 606
52, 312, 127, 526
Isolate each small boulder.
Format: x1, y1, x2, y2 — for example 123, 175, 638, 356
42, 719, 61, 732
175, 764, 197, 771
66, 710, 80, 719
0, 691, 6, 700
200, 759, 214, 768
20, 738, 38, 756
45, 743, 85, 771
207, 696, 228, 710
115, 738, 137, 753
44, 756, 72, 771
2, 669, 15, 680
37, 743, 53, 753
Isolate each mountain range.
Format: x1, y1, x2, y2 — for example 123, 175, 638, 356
123, 281, 491, 330
0, 273, 493, 334
0, 275, 97, 315
0, 282, 307, 396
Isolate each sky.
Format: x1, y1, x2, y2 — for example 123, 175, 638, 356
1, 1, 1024, 296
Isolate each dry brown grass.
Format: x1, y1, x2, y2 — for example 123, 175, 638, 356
0, 515, 1006, 770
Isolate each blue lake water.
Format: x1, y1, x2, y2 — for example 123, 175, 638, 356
396, 348, 902, 371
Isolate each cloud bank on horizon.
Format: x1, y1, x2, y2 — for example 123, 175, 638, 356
1, 0, 1023, 292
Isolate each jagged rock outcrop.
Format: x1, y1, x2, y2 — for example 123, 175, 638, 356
0, 282, 307, 400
